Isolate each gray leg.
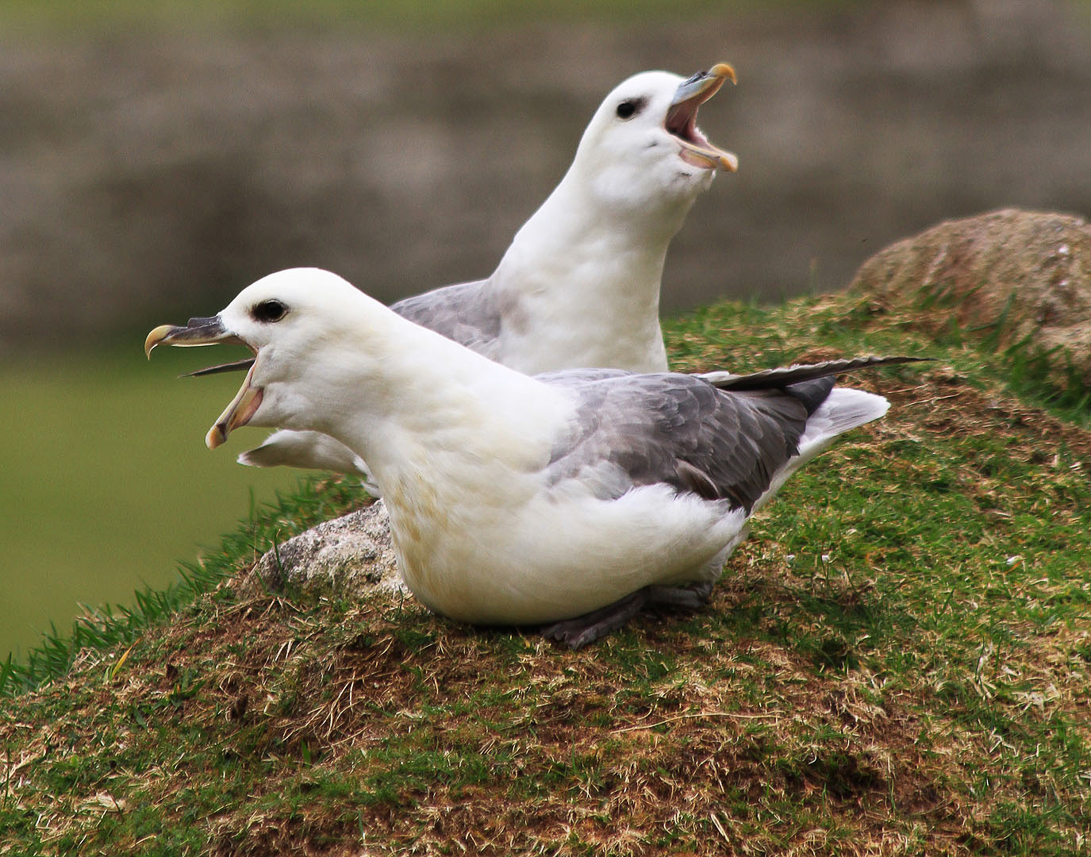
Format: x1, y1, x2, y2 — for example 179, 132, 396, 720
542, 589, 649, 649
644, 580, 715, 609
541, 581, 715, 649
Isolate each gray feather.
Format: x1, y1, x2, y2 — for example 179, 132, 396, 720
542, 355, 921, 513
391, 279, 502, 358
543, 373, 822, 513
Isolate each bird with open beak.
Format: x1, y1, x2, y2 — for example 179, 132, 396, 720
211, 62, 739, 476
146, 268, 916, 647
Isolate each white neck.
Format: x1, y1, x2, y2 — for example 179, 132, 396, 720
279, 306, 576, 609
289, 308, 568, 489
487, 167, 698, 374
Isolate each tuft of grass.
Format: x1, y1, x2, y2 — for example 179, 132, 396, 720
2, 292, 1090, 855
0, 475, 372, 698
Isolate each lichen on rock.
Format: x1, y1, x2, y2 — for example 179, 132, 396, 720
250, 500, 406, 598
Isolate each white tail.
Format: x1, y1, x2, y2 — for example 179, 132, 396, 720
799, 387, 889, 459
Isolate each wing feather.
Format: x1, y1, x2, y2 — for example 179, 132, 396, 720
543, 373, 824, 513
542, 355, 920, 511
698, 355, 926, 390
391, 279, 501, 358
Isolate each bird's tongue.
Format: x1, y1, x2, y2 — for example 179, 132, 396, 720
670, 122, 738, 172
206, 361, 263, 449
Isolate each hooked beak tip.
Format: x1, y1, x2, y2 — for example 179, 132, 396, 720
206, 425, 227, 450
710, 62, 736, 85
144, 324, 175, 359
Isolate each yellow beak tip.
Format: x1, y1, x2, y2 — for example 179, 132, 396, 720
206, 426, 225, 450
144, 324, 175, 359
711, 62, 737, 85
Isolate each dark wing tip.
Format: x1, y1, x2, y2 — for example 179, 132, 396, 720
702, 355, 930, 392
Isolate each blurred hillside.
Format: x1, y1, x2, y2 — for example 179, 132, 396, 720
1, 0, 1089, 351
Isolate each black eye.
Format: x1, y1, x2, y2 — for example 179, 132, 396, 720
251, 299, 288, 323
615, 98, 645, 120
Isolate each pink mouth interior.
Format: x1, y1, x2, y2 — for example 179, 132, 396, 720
665, 97, 714, 150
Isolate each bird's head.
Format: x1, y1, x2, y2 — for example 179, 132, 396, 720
145, 268, 380, 449
572, 63, 738, 211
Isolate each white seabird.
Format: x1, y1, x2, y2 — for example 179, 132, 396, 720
234, 63, 739, 475
147, 268, 914, 648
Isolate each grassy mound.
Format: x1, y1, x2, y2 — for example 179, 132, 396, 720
2, 293, 1089, 855
851, 208, 1091, 407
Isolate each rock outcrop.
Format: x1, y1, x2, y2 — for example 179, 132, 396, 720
851, 208, 1091, 385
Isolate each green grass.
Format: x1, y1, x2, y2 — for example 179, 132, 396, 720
2, 293, 1090, 855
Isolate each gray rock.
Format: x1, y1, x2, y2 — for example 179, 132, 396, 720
252, 500, 407, 597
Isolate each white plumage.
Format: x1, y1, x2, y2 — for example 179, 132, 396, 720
146, 269, 903, 647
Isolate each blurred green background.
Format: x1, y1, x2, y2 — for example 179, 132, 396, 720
1, 0, 1089, 661
1, 341, 300, 659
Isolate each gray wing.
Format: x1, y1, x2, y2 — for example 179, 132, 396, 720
390, 279, 501, 359
543, 373, 831, 513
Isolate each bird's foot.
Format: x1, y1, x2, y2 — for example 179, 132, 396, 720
542, 581, 715, 649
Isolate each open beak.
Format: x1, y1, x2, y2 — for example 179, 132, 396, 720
666, 62, 738, 172
144, 316, 263, 450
